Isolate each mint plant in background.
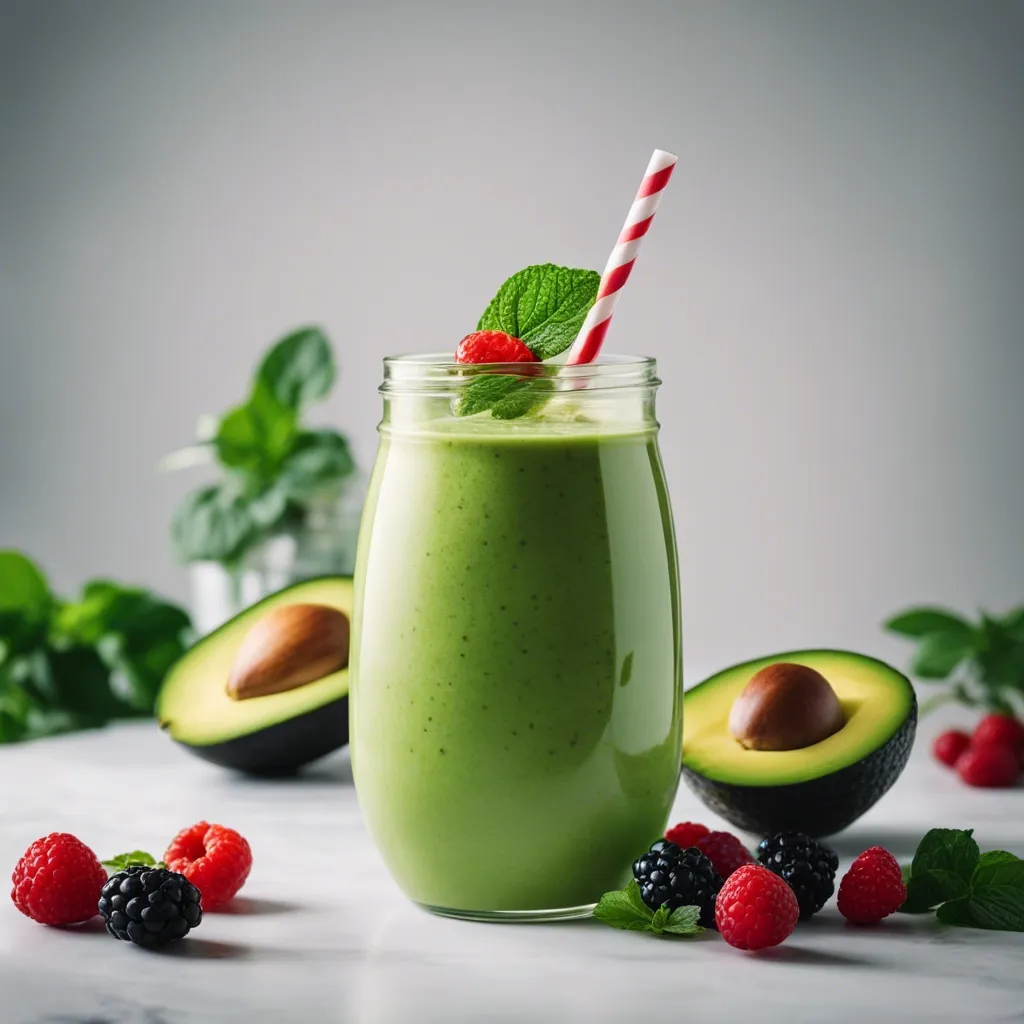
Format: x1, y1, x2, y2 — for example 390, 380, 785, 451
0, 551, 192, 743
884, 604, 1024, 715
168, 326, 358, 569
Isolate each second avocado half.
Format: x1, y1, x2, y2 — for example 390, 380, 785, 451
681, 649, 917, 837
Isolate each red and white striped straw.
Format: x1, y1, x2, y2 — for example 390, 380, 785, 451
566, 148, 678, 366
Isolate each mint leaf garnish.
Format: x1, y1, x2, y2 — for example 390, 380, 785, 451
102, 850, 165, 871
454, 373, 549, 421
593, 879, 655, 932
478, 264, 600, 360
935, 897, 974, 926
593, 880, 703, 937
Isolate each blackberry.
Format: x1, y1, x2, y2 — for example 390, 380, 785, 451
99, 865, 202, 948
632, 839, 723, 927
757, 831, 839, 919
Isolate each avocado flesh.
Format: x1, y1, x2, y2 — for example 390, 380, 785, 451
682, 649, 917, 837
157, 578, 353, 774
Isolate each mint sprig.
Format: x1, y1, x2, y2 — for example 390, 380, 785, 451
456, 264, 600, 420
593, 880, 703, 937
900, 828, 1024, 930
478, 264, 600, 360
102, 850, 166, 871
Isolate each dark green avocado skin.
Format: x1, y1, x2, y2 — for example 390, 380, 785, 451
174, 697, 349, 776
682, 696, 917, 838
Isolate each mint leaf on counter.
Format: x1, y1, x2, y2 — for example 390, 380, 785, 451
910, 828, 980, 881
660, 904, 703, 935
593, 880, 703, 937
478, 264, 600, 360
102, 851, 165, 871
593, 880, 655, 932
901, 829, 1024, 931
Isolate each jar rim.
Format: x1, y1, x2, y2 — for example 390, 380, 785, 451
381, 353, 659, 394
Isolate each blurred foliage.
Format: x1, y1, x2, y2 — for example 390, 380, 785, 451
0, 551, 192, 743
885, 604, 1024, 716
167, 326, 356, 568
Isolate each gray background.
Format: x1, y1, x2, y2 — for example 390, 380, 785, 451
1, 0, 1021, 679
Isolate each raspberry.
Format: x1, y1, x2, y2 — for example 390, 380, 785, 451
11, 833, 108, 925
664, 821, 710, 848
837, 846, 906, 924
695, 831, 754, 880
715, 864, 799, 950
454, 330, 537, 365
164, 822, 252, 910
956, 744, 1020, 788
932, 730, 971, 768
972, 714, 1024, 762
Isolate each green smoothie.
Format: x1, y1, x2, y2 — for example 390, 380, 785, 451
351, 413, 681, 915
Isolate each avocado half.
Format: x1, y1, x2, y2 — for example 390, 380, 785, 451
681, 649, 917, 837
157, 577, 352, 775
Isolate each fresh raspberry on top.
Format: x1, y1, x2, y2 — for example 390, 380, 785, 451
454, 330, 537, 365
715, 864, 799, 950
972, 714, 1024, 762
932, 729, 971, 768
695, 830, 754, 880
664, 821, 710, 849
164, 822, 252, 910
837, 846, 906, 924
11, 832, 108, 925
956, 744, 1020, 788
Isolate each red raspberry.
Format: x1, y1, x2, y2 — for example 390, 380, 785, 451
972, 714, 1024, 762
715, 864, 799, 950
164, 822, 252, 910
695, 831, 754, 879
664, 821, 710, 848
837, 846, 906, 924
956, 744, 1020, 788
454, 330, 537, 365
932, 730, 971, 768
10, 833, 107, 925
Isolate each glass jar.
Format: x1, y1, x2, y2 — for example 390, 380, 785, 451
351, 355, 681, 920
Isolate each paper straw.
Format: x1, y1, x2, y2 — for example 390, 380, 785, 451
566, 149, 678, 366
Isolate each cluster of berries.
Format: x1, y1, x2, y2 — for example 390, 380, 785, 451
10, 821, 252, 949
933, 713, 1024, 788
638, 822, 906, 951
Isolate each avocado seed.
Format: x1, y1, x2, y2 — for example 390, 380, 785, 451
728, 662, 845, 751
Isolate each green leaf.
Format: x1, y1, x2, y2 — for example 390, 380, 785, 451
171, 484, 256, 564
911, 632, 976, 679
972, 851, 1024, 890
910, 828, 980, 882
649, 904, 670, 935
102, 851, 165, 871
454, 374, 533, 418
900, 869, 969, 913
279, 430, 356, 499
935, 897, 974, 926
256, 326, 335, 411
965, 886, 1024, 931
46, 646, 128, 722
214, 392, 297, 481
884, 607, 974, 638
593, 879, 656, 932
0, 552, 52, 653
1001, 606, 1024, 639
478, 264, 601, 360
661, 905, 703, 935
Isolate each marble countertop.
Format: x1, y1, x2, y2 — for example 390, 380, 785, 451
1, 719, 1021, 1024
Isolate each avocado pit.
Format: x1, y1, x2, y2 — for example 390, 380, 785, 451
728, 662, 845, 751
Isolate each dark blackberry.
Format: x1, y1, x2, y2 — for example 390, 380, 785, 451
632, 839, 723, 927
98, 865, 202, 948
757, 831, 839, 919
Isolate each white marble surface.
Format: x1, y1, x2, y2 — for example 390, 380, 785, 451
1, 718, 1022, 1024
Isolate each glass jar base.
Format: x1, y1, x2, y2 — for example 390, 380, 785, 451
417, 901, 597, 923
